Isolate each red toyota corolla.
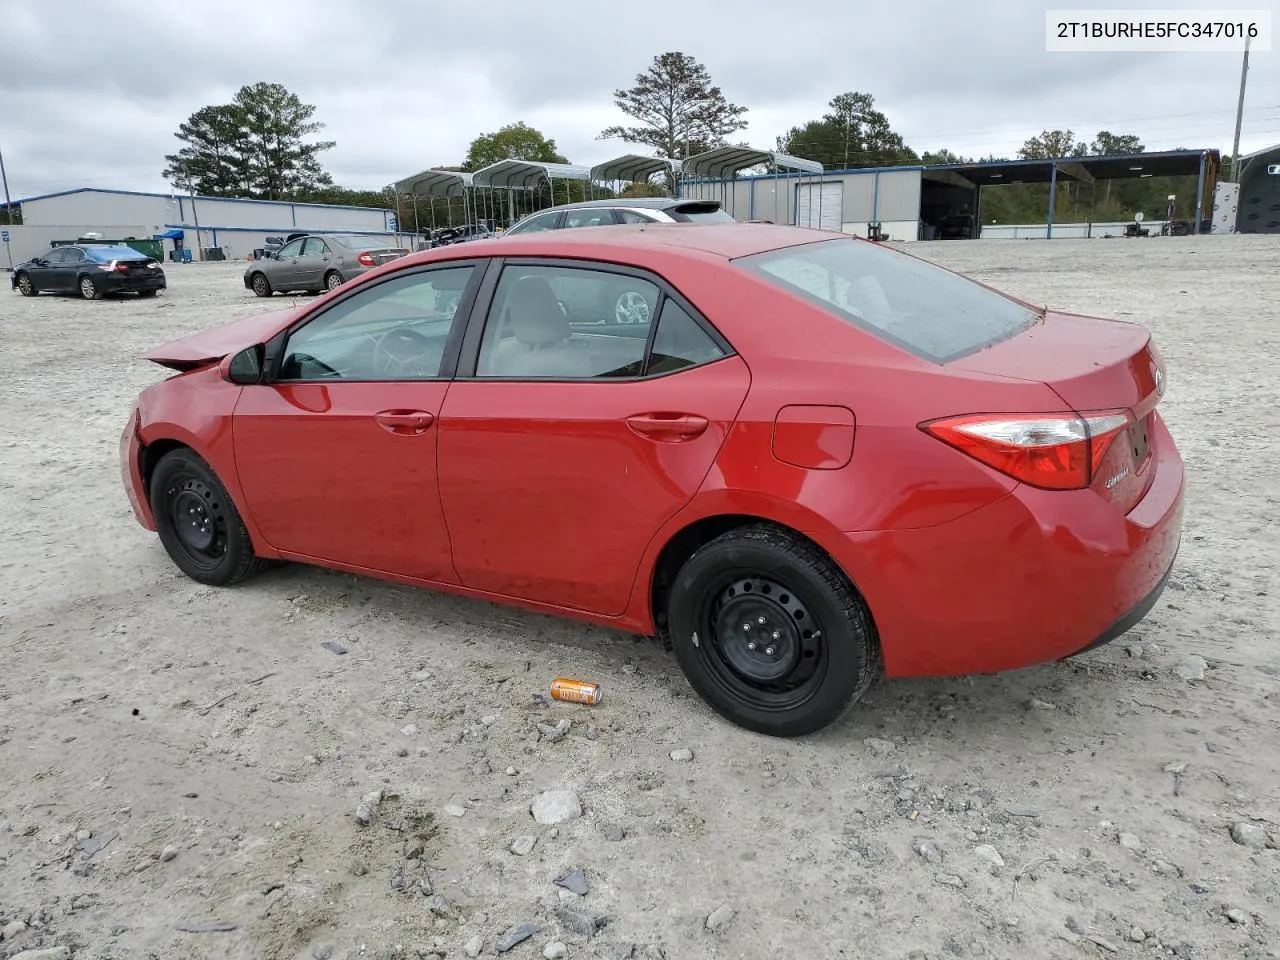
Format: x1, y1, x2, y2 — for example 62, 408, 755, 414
120, 223, 1183, 736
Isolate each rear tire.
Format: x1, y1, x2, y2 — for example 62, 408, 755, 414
15, 272, 36, 296
79, 275, 104, 300
138, 289, 159, 298
250, 273, 272, 298
666, 524, 880, 737
149, 448, 268, 586
324, 270, 344, 292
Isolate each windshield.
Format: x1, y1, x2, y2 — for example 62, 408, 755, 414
83, 246, 148, 261
667, 203, 735, 223
735, 238, 1040, 363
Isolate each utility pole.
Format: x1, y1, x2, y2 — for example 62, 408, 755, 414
0, 142, 13, 224
1230, 35, 1251, 182
189, 189, 203, 262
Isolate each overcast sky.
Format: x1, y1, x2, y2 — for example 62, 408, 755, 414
0, 0, 1274, 199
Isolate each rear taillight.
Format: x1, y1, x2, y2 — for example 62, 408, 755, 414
97, 259, 129, 272
922, 411, 1130, 490
356, 252, 377, 267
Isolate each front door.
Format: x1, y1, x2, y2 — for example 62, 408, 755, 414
438, 260, 749, 615
270, 237, 306, 288
232, 262, 481, 582
294, 237, 331, 289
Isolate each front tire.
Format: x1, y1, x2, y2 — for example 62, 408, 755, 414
79, 275, 104, 300
15, 272, 36, 296
666, 524, 879, 737
149, 448, 268, 586
250, 273, 272, 298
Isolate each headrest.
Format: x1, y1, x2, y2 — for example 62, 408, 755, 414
508, 275, 570, 346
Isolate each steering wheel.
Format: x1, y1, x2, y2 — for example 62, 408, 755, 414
372, 328, 437, 377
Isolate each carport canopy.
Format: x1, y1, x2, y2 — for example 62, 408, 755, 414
682, 146, 823, 179
589, 154, 683, 182
388, 168, 474, 198
472, 160, 591, 189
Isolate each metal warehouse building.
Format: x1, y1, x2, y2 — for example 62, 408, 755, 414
4, 187, 399, 264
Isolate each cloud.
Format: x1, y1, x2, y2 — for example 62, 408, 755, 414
1, 0, 1274, 198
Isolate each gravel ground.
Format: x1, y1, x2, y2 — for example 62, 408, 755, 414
1, 235, 1277, 960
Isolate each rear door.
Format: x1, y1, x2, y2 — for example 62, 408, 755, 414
295, 237, 331, 288
437, 258, 750, 615
232, 261, 482, 581
54, 247, 83, 291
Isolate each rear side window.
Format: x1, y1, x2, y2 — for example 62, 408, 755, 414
667, 202, 735, 223
736, 238, 1040, 363
507, 212, 559, 235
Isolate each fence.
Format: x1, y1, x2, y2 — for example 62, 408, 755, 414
976, 221, 1170, 240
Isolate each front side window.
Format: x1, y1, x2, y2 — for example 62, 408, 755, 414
278, 266, 474, 380
506, 212, 558, 235
736, 237, 1040, 363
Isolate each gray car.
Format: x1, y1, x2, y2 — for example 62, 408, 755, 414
502, 197, 736, 236
243, 233, 410, 297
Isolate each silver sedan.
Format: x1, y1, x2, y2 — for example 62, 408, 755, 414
243, 234, 409, 297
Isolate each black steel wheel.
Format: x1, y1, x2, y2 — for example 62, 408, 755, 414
149, 448, 268, 586
667, 524, 879, 737
251, 273, 272, 298
15, 272, 36, 297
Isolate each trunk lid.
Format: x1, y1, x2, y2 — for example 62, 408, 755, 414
143, 305, 300, 371
362, 248, 410, 265
951, 310, 1165, 510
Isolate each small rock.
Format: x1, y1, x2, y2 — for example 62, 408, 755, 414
506, 766, 518, 776
464, 936, 484, 959
1190, 882, 1210, 894
556, 867, 589, 896
76, 830, 92, 842
640, 947, 665, 960
595, 944, 634, 960
863, 737, 896, 757
532, 789, 582, 825
355, 789, 383, 826
401, 724, 419, 736
936, 874, 966, 888
543, 943, 568, 960
1175, 656, 1207, 681
1226, 908, 1250, 925
555, 906, 598, 938
1162, 761, 1188, 774
669, 748, 693, 762
1127, 928, 1146, 943
3, 920, 29, 939
1230, 822, 1266, 848
395, 747, 409, 758
350, 860, 368, 876
305, 754, 320, 764
538, 719, 572, 743
1118, 832, 1142, 851
320, 641, 348, 656
481, 714, 499, 726
510, 835, 537, 857
420, 876, 435, 897
496, 924, 543, 953
558, 888, 581, 903
313, 945, 335, 960
444, 804, 467, 818
1029, 699, 1056, 711
1153, 859, 1182, 877
160, 844, 179, 862
9, 950, 72, 960
705, 905, 735, 932
913, 838, 944, 864
1125, 644, 1144, 658
405, 839, 425, 860
973, 844, 1005, 867
600, 822, 626, 842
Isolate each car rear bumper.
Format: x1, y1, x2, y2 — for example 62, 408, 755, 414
120, 410, 156, 531
822, 411, 1185, 677
101, 272, 166, 293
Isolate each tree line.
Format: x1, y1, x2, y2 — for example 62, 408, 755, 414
152, 54, 1206, 231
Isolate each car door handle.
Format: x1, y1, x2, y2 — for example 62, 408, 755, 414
374, 410, 435, 435
625, 413, 709, 440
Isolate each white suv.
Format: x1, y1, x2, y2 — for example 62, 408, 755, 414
504, 198, 735, 235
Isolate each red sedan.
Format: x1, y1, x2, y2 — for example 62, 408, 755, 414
120, 224, 1183, 737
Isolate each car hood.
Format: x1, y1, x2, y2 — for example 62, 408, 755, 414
142, 305, 300, 371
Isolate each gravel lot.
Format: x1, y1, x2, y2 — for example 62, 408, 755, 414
1, 235, 1277, 960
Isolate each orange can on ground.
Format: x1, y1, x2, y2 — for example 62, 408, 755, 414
550, 678, 602, 705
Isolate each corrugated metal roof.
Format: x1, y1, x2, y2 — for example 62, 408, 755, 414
589, 154, 683, 182
682, 147, 823, 179
389, 169, 474, 197
472, 160, 591, 189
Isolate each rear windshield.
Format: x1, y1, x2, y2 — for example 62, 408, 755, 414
83, 246, 148, 261
667, 203, 736, 223
735, 238, 1040, 362
331, 235, 381, 248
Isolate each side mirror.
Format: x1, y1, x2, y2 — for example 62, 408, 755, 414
221, 344, 265, 385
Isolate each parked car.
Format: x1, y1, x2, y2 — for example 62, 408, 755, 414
243, 233, 410, 297
12, 244, 166, 299
504, 197, 736, 236
427, 224, 495, 247
121, 223, 1183, 737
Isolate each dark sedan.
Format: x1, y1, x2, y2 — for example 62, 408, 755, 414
12, 244, 167, 299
